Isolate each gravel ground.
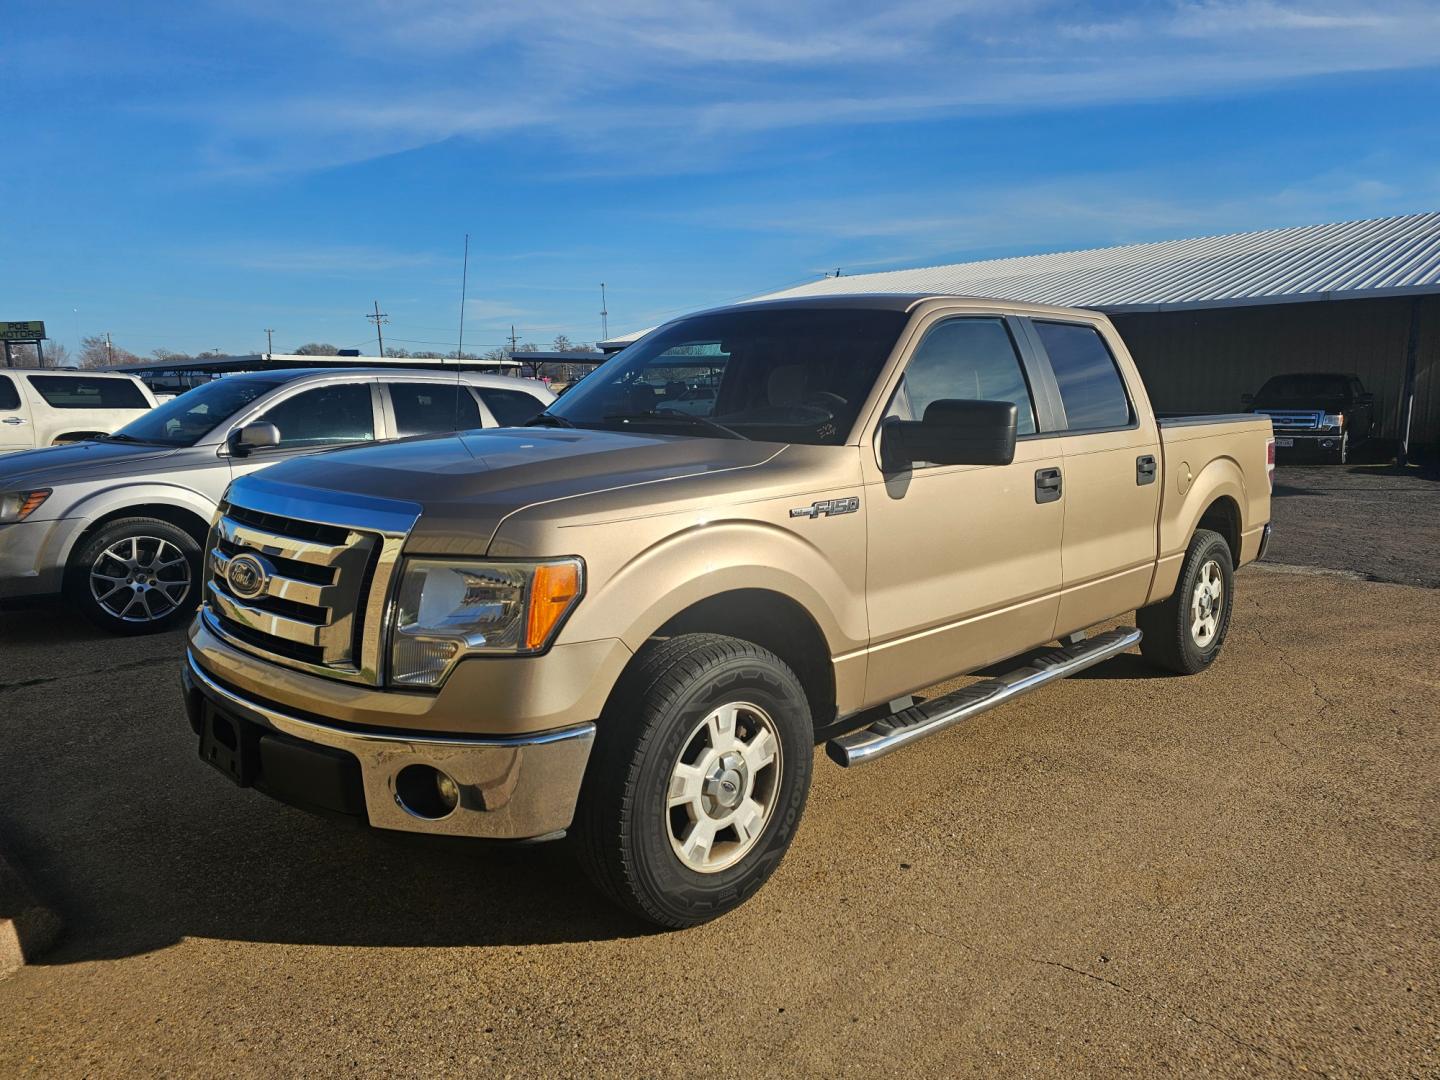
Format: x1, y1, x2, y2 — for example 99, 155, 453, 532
1268, 464, 1440, 588
0, 567, 1436, 1077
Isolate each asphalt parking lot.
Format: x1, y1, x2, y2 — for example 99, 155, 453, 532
0, 466, 1436, 1077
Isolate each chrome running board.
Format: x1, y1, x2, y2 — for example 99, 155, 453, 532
826, 627, 1142, 767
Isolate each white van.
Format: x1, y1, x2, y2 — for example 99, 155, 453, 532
0, 370, 157, 454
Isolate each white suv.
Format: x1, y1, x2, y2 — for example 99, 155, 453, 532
0, 369, 158, 453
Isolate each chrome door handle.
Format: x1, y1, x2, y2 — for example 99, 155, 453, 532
1, 416, 28, 425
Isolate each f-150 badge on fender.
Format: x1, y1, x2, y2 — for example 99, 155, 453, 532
790, 497, 860, 519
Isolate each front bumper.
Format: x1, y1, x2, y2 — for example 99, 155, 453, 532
1271, 432, 1344, 458
183, 648, 596, 840
0, 518, 70, 601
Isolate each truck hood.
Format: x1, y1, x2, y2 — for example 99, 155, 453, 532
232, 427, 785, 555
0, 439, 182, 488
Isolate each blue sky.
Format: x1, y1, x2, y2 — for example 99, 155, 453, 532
3, 1, 1440, 357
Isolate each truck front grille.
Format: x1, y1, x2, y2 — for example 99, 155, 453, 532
1257, 410, 1322, 431
203, 495, 410, 684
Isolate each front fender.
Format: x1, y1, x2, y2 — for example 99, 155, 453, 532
48, 482, 222, 568
559, 518, 867, 660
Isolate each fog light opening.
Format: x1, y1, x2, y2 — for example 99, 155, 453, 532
394, 764, 461, 819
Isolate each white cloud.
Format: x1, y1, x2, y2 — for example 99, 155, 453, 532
672, 166, 1440, 272
184, 0, 1440, 175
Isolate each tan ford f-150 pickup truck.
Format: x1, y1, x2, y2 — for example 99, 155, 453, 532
182, 295, 1274, 927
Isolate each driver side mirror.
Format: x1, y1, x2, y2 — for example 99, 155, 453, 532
228, 421, 281, 457
881, 399, 1017, 472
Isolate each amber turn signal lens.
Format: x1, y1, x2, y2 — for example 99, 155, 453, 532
525, 561, 581, 650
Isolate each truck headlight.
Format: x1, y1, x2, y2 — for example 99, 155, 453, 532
0, 489, 50, 523
388, 557, 584, 687
1322, 412, 1343, 430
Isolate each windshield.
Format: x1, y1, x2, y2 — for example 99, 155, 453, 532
106, 378, 283, 447
1255, 374, 1350, 402
545, 307, 909, 445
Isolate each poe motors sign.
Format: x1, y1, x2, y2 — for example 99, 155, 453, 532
2, 321, 48, 366
1, 321, 46, 341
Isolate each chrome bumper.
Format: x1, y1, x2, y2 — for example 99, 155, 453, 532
183, 649, 596, 840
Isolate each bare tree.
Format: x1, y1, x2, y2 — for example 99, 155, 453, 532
78, 335, 138, 368
151, 347, 191, 361
293, 342, 340, 355
1, 342, 70, 367
551, 335, 573, 352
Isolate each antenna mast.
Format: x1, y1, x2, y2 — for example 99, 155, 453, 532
456, 234, 470, 361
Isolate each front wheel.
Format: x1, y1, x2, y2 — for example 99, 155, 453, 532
573, 633, 814, 928
69, 517, 202, 635
1136, 528, 1234, 674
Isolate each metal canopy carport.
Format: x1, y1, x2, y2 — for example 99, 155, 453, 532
761, 212, 1440, 461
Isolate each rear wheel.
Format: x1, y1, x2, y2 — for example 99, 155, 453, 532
574, 633, 814, 928
69, 517, 202, 635
1137, 528, 1234, 674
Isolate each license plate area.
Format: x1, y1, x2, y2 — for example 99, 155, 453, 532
199, 702, 259, 786
1274, 438, 1294, 447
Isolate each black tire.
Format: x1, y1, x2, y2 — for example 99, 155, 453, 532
574, 633, 814, 928
1137, 528, 1234, 675
68, 516, 203, 635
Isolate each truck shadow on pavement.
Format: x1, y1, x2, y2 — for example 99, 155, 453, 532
0, 609, 655, 961
7, 794, 653, 964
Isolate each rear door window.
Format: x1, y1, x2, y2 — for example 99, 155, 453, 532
887, 317, 1037, 435
26, 375, 150, 410
1032, 321, 1133, 431
0, 375, 20, 411
255, 383, 376, 449
388, 382, 483, 436
477, 387, 546, 427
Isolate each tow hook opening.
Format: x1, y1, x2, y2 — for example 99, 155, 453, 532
393, 764, 461, 819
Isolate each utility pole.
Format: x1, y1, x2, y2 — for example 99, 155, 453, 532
457, 234, 470, 361
600, 282, 609, 342
264, 328, 275, 358
509, 325, 518, 354
366, 301, 388, 357
105, 332, 114, 365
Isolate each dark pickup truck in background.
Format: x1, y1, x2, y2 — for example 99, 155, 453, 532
1244, 373, 1375, 464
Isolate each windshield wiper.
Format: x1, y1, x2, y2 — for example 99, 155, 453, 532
603, 411, 749, 441
525, 412, 577, 429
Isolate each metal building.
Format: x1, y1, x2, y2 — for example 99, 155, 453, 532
761, 212, 1440, 457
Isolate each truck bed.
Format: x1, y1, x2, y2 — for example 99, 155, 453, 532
1150, 411, 1274, 604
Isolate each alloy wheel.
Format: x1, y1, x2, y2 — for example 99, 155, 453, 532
89, 535, 193, 624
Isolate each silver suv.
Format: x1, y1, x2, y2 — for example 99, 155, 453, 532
0, 368, 553, 633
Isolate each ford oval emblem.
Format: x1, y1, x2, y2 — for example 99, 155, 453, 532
226, 553, 269, 600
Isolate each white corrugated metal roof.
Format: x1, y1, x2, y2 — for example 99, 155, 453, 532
758, 212, 1440, 312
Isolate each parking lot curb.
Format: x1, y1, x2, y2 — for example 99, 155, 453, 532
0, 852, 61, 978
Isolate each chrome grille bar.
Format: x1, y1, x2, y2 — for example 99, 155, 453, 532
202, 479, 420, 686
208, 548, 338, 609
